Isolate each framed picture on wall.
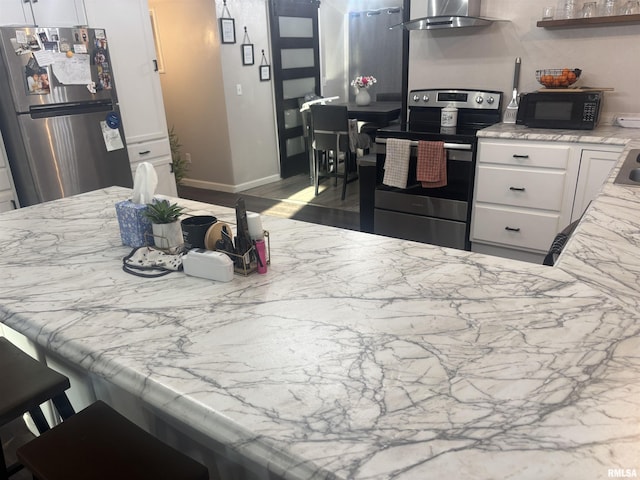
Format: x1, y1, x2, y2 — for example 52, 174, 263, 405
259, 64, 270, 81
220, 18, 236, 44
242, 44, 254, 66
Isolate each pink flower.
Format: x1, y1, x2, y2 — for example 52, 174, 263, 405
350, 75, 377, 89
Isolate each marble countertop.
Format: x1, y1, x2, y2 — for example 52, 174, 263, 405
477, 122, 640, 145
1, 180, 640, 479
477, 122, 640, 313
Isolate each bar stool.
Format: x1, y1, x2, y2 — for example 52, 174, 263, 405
17, 400, 209, 480
0, 337, 75, 479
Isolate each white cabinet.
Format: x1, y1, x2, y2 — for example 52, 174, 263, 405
128, 138, 177, 197
83, 0, 175, 196
471, 138, 624, 263
84, 0, 167, 145
471, 139, 580, 263
0, 0, 86, 27
0, 130, 20, 212
0, 0, 31, 25
572, 147, 622, 221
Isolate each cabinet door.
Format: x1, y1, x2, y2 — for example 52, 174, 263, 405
84, 0, 168, 145
572, 149, 621, 221
29, 0, 87, 26
0, 0, 32, 25
130, 156, 177, 197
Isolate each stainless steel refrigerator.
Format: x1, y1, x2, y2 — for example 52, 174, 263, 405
0, 26, 133, 207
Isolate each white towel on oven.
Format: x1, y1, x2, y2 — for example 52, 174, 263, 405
382, 138, 411, 189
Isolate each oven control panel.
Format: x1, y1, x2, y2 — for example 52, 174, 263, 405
409, 89, 502, 111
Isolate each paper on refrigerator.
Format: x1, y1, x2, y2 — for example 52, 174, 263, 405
51, 52, 91, 85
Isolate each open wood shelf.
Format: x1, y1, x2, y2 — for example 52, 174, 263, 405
537, 13, 640, 28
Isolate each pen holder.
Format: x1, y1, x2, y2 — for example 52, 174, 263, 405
217, 230, 270, 276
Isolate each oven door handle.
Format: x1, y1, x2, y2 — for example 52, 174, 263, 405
375, 138, 472, 151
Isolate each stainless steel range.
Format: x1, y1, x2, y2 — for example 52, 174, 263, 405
371, 88, 503, 250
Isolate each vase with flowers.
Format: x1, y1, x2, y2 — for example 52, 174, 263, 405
351, 75, 377, 106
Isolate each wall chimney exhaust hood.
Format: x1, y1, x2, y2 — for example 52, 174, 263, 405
392, 0, 498, 30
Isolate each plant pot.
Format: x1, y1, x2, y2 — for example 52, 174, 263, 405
152, 221, 184, 250
355, 89, 371, 106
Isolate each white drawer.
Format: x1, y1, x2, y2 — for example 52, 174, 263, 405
472, 205, 561, 252
478, 141, 571, 169
127, 137, 171, 163
475, 165, 566, 211
129, 156, 177, 197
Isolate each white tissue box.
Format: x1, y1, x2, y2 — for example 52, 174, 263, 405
115, 200, 153, 248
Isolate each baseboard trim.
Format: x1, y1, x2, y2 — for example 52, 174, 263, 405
236, 174, 282, 192
180, 174, 282, 193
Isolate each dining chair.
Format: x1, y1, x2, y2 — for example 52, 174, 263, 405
309, 104, 355, 200
298, 98, 315, 186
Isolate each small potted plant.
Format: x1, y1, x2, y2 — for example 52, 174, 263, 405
143, 199, 185, 250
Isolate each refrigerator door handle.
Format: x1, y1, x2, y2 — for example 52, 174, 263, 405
29, 100, 114, 118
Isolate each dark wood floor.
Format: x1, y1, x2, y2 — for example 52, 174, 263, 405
178, 172, 361, 232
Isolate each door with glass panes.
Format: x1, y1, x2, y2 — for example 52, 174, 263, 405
268, 0, 320, 179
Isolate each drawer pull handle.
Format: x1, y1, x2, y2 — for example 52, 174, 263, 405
512, 154, 529, 159
505, 226, 521, 232
10, 200, 17, 209
138, 150, 151, 155
509, 186, 526, 192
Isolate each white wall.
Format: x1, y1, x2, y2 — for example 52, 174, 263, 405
409, 0, 640, 120
214, 0, 280, 190
149, 0, 279, 193
149, 0, 233, 188
319, 2, 348, 101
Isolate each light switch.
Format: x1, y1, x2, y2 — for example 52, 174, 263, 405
236, 84, 242, 95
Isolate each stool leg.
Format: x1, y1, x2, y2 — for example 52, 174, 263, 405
1, 433, 26, 480
51, 393, 75, 420
314, 149, 320, 196
0, 435, 7, 480
27, 407, 50, 434
341, 155, 348, 201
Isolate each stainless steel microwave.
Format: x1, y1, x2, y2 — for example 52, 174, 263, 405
516, 91, 603, 130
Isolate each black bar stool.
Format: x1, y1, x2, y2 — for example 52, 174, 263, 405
0, 337, 75, 479
17, 400, 209, 480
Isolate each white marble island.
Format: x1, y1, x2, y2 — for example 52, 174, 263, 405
0, 185, 639, 480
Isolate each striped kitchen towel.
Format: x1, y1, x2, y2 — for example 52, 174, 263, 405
382, 138, 412, 188
417, 140, 447, 188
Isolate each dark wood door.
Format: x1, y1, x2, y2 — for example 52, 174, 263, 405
268, 0, 320, 178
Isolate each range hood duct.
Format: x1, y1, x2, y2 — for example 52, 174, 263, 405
392, 0, 496, 30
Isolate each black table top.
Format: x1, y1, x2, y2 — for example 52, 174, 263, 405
338, 101, 402, 126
